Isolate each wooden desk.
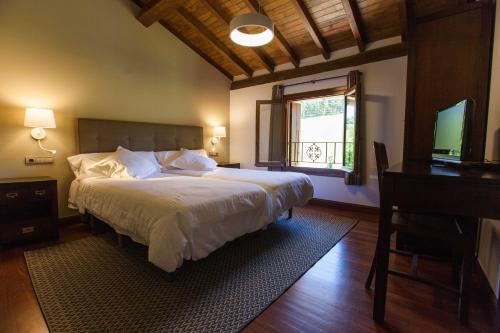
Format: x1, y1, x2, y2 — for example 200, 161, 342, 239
373, 162, 500, 331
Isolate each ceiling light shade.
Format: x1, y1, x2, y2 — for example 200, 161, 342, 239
229, 13, 274, 47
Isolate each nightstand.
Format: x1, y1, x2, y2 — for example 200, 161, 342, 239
0, 177, 58, 248
217, 162, 240, 169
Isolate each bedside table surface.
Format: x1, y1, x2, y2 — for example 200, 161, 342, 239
0, 176, 55, 184
217, 162, 241, 169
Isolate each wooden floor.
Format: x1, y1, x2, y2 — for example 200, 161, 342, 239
0, 205, 495, 333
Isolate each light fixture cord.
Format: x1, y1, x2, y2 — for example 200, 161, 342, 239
38, 140, 56, 154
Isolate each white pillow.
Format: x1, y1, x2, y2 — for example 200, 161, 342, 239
67, 150, 160, 177
155, 150, 182, 170
133, 151, 162, 170
181, 148, 208, 158
67, 152, 113, 177
90, 147, 158, 179
169, 150, 217, 171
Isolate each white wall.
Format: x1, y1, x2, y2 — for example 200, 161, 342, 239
478, 1, 500, 298
230, 56, 408, 207
0, 0, 230, 216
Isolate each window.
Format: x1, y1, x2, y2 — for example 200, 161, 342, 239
288, 93, 346, 170
255, 70, 362, 184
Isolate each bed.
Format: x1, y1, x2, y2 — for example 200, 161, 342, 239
71, 119, 280, 272
164, 167, 313, 220
70, 118, 312, 273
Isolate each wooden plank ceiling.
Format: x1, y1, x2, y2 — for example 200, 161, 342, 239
131, 0, 473, 83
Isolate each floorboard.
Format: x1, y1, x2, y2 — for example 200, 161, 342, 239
0, 206, 494, 332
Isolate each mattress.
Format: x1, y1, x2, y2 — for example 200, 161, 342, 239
164, 168, 314, 220
68, 173, 273, 272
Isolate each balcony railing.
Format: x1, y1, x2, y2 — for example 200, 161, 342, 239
288, 141, 353, 168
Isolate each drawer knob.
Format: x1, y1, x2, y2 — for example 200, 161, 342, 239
34, 190, 46, 196
22, 226, 35, 234
6, 192, 18, 199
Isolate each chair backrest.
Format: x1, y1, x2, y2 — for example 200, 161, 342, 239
373, 141, 389, 194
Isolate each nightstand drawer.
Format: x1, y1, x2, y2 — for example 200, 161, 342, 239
0, 218, 56, 244
0, 182, 52, 203
29, 183, 52, 201
0, 185, 28, 203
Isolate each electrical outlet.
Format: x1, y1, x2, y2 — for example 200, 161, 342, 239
25, 156, 54, 165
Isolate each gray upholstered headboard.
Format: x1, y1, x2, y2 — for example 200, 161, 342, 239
77, 118, 204, 153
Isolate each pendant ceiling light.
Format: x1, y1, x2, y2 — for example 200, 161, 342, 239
229, 12, 274, 47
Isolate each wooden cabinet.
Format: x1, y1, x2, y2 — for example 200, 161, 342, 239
403, 2, 495, 162
0, 177, 58, 247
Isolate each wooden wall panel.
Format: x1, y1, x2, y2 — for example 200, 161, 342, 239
403, 3, 495, 162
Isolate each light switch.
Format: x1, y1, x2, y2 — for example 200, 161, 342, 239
25, 156, 54, 165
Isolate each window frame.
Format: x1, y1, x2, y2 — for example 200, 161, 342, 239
283, 86, 349, 178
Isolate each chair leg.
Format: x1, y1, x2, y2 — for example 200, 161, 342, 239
365, 253, 377, 290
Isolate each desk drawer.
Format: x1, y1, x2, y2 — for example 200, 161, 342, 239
393, 179, 500, 217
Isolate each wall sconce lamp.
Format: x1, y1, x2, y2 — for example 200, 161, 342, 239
24, 108, 57, 154
209, 126, 226, 157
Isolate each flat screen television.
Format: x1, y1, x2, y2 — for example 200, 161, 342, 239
432, 99, 473, 163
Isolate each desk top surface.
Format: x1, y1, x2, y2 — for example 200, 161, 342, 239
385, 162, 500, 183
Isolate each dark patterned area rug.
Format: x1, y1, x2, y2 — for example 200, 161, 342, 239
25, 207, 357, 333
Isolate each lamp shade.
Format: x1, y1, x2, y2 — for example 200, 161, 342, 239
213, 126, 227, 138
24, 108, 56, 128
229, 13, 274, 47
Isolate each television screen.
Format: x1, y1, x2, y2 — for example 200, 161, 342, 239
432, 100, 471, 162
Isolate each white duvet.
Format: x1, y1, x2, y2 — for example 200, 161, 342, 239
69, 173, 273, 272
164, 168, 314, 220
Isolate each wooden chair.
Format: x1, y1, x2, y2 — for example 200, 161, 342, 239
365, 142, 464, 291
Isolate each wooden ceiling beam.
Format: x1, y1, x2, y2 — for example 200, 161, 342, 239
160, 20, 233, 79
341, 0, 366, 52
398, 0, 409, 41
241, 0, 300, 68
290, 0, 331, 60
231, 43, 408, 90
177, 7, 253, 77
198, 0, 275, 73
137, 0, 185, 27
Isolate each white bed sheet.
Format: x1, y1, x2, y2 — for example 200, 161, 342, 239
164, 168, 314, 220
68, 173, 273, 272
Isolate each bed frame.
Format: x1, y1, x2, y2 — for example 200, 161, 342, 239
77, 118, 204, 153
